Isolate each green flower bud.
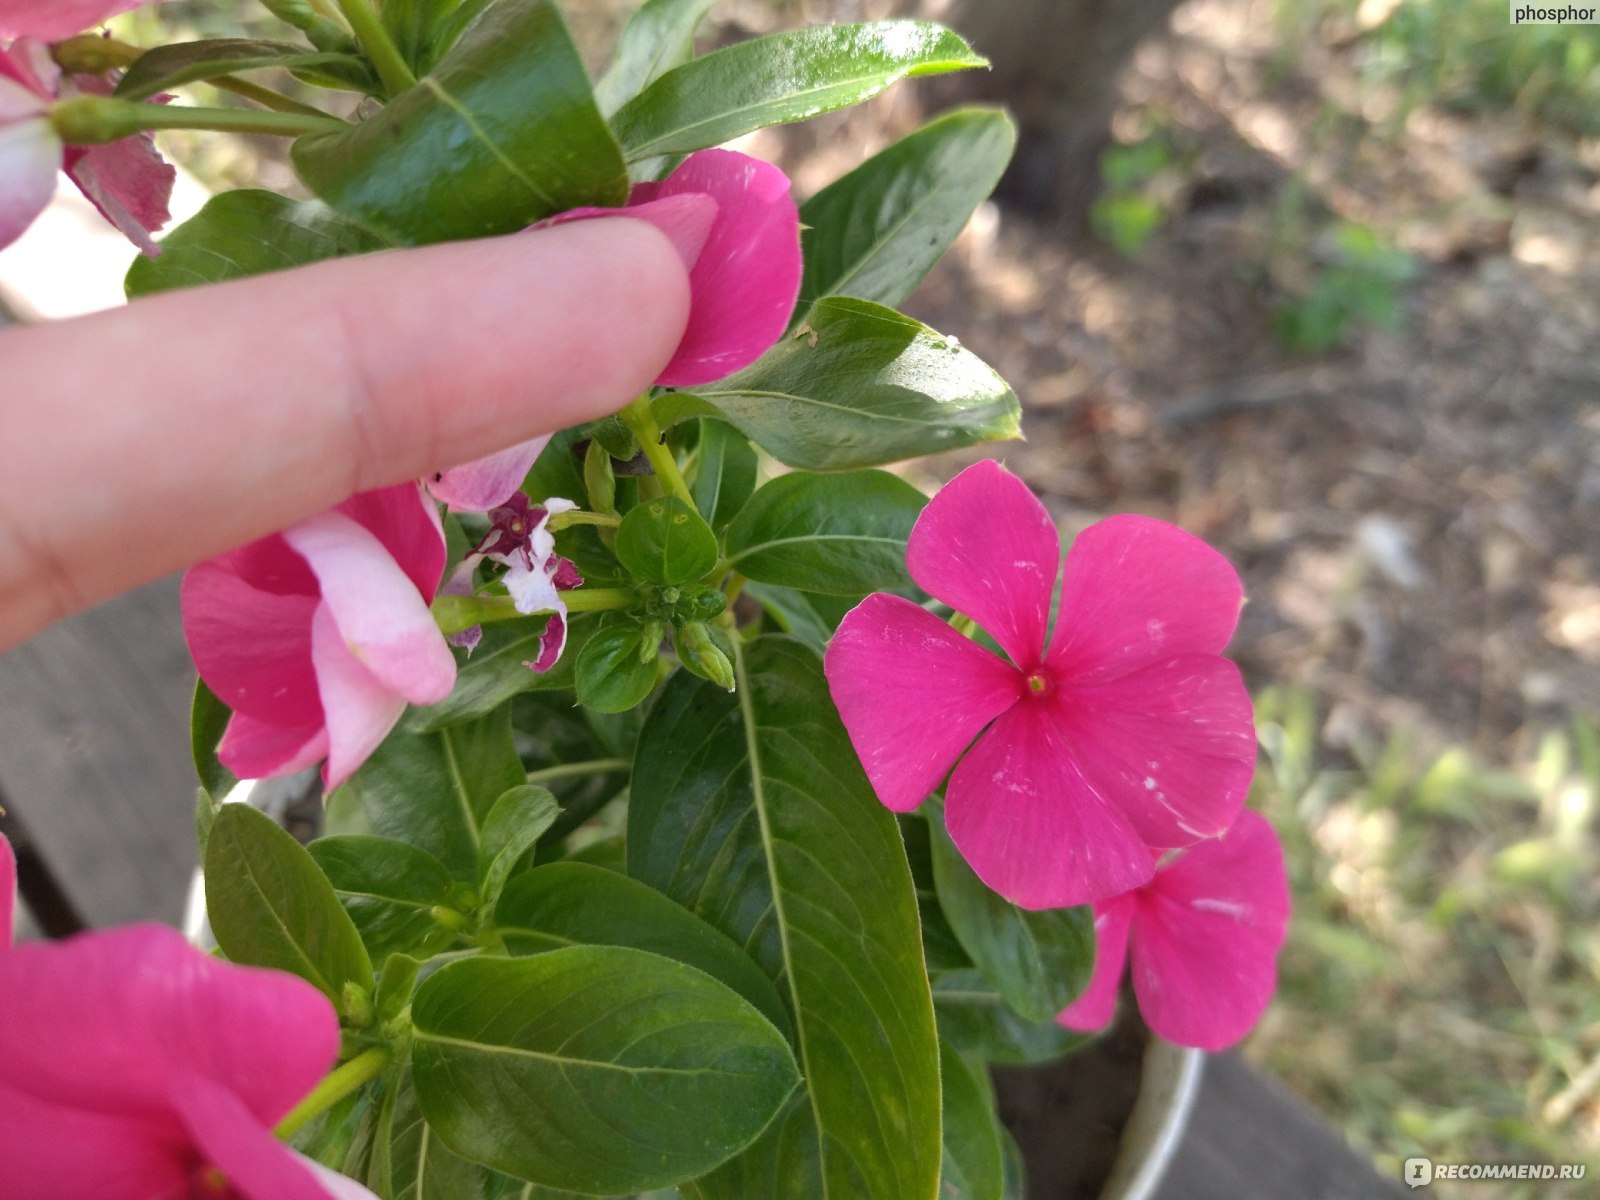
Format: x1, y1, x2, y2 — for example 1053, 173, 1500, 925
677, 621, 735, 692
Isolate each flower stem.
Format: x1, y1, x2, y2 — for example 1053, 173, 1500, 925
209, 77, 334, 119
275, 1046, 389, 1142
431, 588, 635, 636
619, 394, 696, 510
564, 588, 637, 614
547, 510, 621, 533
51, 96, 346, 144
526, 758, 630, 785
335, 0, 417, 96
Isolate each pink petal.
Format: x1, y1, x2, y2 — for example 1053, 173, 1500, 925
906, 460, 1060, 671
284, 512, 456, 706
226, 532, 321, 597
546, 192, 717, 273
310, 602, 411, 790
0, 90, 59, 252
1130, 811, 1290, 1050
825, 593, 1022, 812
427, 436, 551, 513
68, 129, 175, 256
218, 711, 329, 781
945, 700, 1155, 910
1046, 514, 1244, 681
181, 560, 323, 725
0, 923, 338, 1124
297, 1153, 382, 1200
1, 833, 13, 944
527, 610, 566, 673
1050, 655, 1255, 847
174, 1079, 341, 1200
1056, 896, 1134, 1033
646, 150, 801, 386
0, 0, 161, 40
0, 1081, 188, 1200
337, 482, 447, 600
0, 39, 60, 98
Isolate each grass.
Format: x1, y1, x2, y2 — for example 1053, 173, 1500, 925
1248, 688, 1600, 1198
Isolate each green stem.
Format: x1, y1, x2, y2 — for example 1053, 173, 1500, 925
275, 1046, 389, 1141
210, 76, 333, 119
618, 394, 696, 510
51, 96, 345, 144
431, 588, 635, 637
526, 758, 630, 785
564, 588, 637, 614
547, 510, 621, 533
335, 0, 417, 95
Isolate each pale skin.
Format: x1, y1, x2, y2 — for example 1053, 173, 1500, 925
0, 219, 691, 651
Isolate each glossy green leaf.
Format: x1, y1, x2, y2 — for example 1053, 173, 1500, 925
799, 108, 1015, 309
411, 948, 800, 1193
478, 784, 559, 909
724, 469, 925, 595
574, 623, 661, 713
308, 835, 459, 963
373, 952, 422, 1028
928, 811, 1095, 1024
662, 298, 1020, 470
410, 617, 584, 731
939, 1040, 1005, 1200
689, 419, 757, 532
204, 804, 373, 1004
1001, 1128, 1027, 1200
369, 1057, 486, 1200
594, 0, 716, 116
932, 969, 1085, 1066
336, 707, 524, 879
900, 813, 973, 974
293, 0, 628, 243
744, 583, 859, 652
115, 39, 364, 101
496, 862, 790, 1035
381, 0, 492, 75
190, 679, 237, 799
611, 21, 985, 160
616, 496, 719, 584
629, 637, 941, 1200
126, 190, 389, 299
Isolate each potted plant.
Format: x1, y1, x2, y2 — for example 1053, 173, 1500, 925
0, 2, 1288, 1196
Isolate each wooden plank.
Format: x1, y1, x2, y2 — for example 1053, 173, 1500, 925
0, 577, 197, 927
1153, 1053, 1407, 1200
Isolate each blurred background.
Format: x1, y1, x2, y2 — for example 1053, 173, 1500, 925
38, 0, 1600, 1192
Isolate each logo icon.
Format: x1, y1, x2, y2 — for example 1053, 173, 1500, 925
1405, 1158, 1434, 1188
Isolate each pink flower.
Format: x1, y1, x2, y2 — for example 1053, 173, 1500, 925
428, 148, 801, 511
825, 460, 1256, 909
1057, 810, 1290, 1050
0, 37, 174, 253
0, 836, 377, 1200
182, 483, 457, 789
0, 0, 166, 41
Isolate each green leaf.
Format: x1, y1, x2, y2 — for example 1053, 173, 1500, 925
663, 298, 1020, 470
190, 679, 237, 799
594, 0, 717, 117
939, 1040, 1005, 1200
799, 108, 1015, 309
410, 947, 800, 1194
381, 0, 492, 76
723, 469, 925, 595
610, 21, 986, 160
928, 811, 1094, 1024
1001, 1128, 1027, 1200
126, 190, 389, 299
495, 862, 791, 1036
900, 813, 972, 974
478, 784, 560, 909
629, 637, 941, 1200
336, 707, 524, 879
689, 419, 757, 532
368, 1057, 486, 1200
411, 618, 583, 731
932, 969, 1085, 1066
308, 835, 459, 964
114, 38, 365, 101
574, 623, 661, 713
374, 952, 423, 1028
204, 804, 373, 1004
293, 0, 628, 243
616, 496, 719, 584
744, 584, 859, 652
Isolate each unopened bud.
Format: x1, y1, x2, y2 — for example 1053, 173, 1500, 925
584, 439, 617, 516
341, 981, 375, 1027
676, 622, 735, 691
639, 619, 667, 664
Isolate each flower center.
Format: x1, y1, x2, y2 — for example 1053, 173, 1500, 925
189, 1165, 236, 1199
1026, 671, 1051, 697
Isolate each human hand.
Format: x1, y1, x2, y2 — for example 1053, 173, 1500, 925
0, 218, 690, 651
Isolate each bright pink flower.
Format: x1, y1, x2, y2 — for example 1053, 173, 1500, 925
429, 149, 801, 511
825, 460, 1256, 909
0, 0, 166, 41
182, 483, 456, 790
1057, 810, 1289, 1050
0, 37, 174, 253
0, 836, 376, 1200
